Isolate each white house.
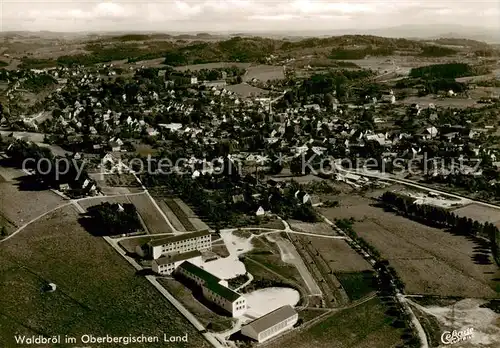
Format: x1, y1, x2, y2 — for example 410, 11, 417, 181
241, 305, 298, 343
256, 206, 265, 216
176, 261, 247, 317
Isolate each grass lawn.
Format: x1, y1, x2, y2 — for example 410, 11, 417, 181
268, 297, 405, 348
158, 278, 235, 333
0, 205, 208, 348
335, 271, 377, 301
249, 253, 304, 284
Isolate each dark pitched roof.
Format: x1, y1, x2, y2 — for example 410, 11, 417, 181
243, 305, 297, 333
177, 261, 242, 302
154, 250, 202, 265
149, 230, 210, 247
177, 260, 220, 284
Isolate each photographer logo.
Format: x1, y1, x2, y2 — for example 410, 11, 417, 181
441, 327, 474, 345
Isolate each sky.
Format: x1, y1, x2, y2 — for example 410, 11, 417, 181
1, 0, 499, 33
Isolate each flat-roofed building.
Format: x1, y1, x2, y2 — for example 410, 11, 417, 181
148, 230, 211, 259
241, 305, 298, 343
176, 261, 247, 317
151, 250, 203, 275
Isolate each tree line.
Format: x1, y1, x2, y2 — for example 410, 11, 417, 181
380, 191, 500, 265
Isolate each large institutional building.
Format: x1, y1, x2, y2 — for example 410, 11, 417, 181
147, 230, 211, 260
176, 261, 247, 317
151, 250, 203, 275
241, 305, 298, 343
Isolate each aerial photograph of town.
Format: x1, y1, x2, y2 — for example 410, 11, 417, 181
0, 1, 499, 347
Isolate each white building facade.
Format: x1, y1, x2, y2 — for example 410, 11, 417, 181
241, 305, 298, 343
151, 250, 203, 275
149, 230, 211, 259
176, 261, 247, 317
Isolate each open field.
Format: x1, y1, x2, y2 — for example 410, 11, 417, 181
0, 181, 65, 227
267, 297, 405, 348
288, 220, 337, 236
224, 83, 268, 98
288, 234, 350, 307
298, 236, 373, 273
128, 194, 173, 234
319, 194, 500, 298
452, 203, 500, 226
243, 65, 285, 82
0, 205, 208, 348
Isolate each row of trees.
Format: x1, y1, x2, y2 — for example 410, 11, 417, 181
409, 63, 475, 79
380, 191, 500, 265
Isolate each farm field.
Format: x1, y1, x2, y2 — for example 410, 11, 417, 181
267, 297, 405, 348
128, 193, 173, 234
243, 65, 285, 82
288, 220, 337, 236
172, 198, 210, 231
0, 181, 65, 227
452, 203, 500, 225
0, 205, 209, 348
320, 194, 500, 298
288, 233, 350, 306
164, 198, 196, 231
158, 199, 187, 232
298, 236, 373, 273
